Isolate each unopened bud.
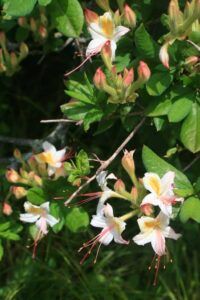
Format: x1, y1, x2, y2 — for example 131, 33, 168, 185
39, 25, 47, 39
121, 150, 135, 176
12, 186, 27, 199
138, 61, 151, 81
114, 10, 121, 26
114, 179, 125, 193
101, 40, 112, 69
2, 202, 13, 216
95, 0, 110, 11
131, 187, 138, 201
28, 171, 42, 186
141, 203, 153, 216
19, 42, 29, 59
14, 148, 22, 160
159, 43, 170, 69
93, 67, 107, 89
0, 32, 6, 46
84, 9, 98, 24
10, 52, 18, 67
168, 0, 182, 31
123, 68, 134, 87
185, 55, 199, 65
124, 4, 136, 28
30, 18, 37, 32
18, 17, 27, 27
6, 169, 20, 183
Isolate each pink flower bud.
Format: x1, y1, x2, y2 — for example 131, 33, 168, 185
2, 202, 13, 216
39, 25, 47, 39
131, 187, 138, 201
185, 56, 199, 65
101, 40, 112, 69
141, 203, 153, 216
123, 68, 134, 87
28, 171, 42, 186
121, 150, 135, 176
6, 169, 20, 183
12, 186, 27, 199
114, 179, 125, 193
84, 9, 98, 24
137, 61, 151, 82
159, 43, 170, 69
124, 4, 137, 28
93, 67, 107, 89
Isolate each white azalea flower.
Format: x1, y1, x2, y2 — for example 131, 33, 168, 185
35, 141, 66, 176
86, 11, 130, 60
133, 211, 181, 256
96, 171, 126, 215
79, 203, 129, 264
20, 201, 59, 234
141, 171, 183, 217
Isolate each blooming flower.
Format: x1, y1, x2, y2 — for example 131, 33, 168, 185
141, 171, 183, 216
20, 201, 59, 257
79, 203, 129, 264
35, 141, 66, 176
85, 10, 130, 60
133, 211, 181, 256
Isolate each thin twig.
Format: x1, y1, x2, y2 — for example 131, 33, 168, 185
40, 119, 77, 123
186, 40, 200, 52
64, 117, 146, 205
183, 153, 200, 172
0, 135, 40, 146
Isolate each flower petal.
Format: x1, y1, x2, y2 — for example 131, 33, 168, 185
36, 217, 48, 234
110, 40, 117, 61
137, 215, 157, 233
103, 203, 114, 218
151, 230, 166, 256
86, 38, 106, 57
133, 231, 154, 245
114, 25, 130, 42
40, 202, 50, 212
90, 215, 107, 228
20, 213, 40, 223
161, 171, 175, 195
99, 231, 113, 245
158, 201, 172, 217
43, 141, 56, 153
157, 211, 170, 228
163, 226, 181, 240
54, 149, 66, 162
143, 172, 161, 196
46, 214, 59, 227
48, 166, 56, 176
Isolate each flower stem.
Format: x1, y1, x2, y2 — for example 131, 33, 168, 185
120, 209, 139, 221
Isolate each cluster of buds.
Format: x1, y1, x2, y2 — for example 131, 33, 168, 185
18, 8, 48, 42
75, 150, 184, 285
159, 0, 200, 68
93, 46, 151, 104
0, 32, 28, 76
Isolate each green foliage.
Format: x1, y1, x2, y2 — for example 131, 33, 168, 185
180, 197, 200, 223
65, 207, 89, 232
49, 0, 84, 37
27, 187, 45, 205
3, 0, 37, 17
146, 71, 173, 96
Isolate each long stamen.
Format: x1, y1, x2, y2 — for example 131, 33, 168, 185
32, 229, 43, 259
64, 52, 97, 77
153, 255, 161, 286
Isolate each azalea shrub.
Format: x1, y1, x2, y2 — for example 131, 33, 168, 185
0, 0, 200, 298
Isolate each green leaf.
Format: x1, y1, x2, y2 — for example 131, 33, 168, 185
27, 187, 46, 205
3, 0, 37, 17
147, 96, 172, 117
76, 150, 90, 175
84, 109, 103, 131
49, 0, 84, 37
61, 102, 92, 121
0, 222, 11, 232
168, 97, 193, 123
0, 240, 4, 261
179, 197, 200, 223
142, 146, 194, 196
38, 0, 52, 6
146, 72, 173, 96
134, 24, 159, 60
65, 207, 89, 232
65, 80, 94, 104
153, 117, 165, 131
180, 102, 200, 153
50, 203, 65, 233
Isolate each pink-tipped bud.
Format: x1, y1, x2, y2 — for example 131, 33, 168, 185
2, 202, 13, 216
124, 4, 137, 28
111, 65, 117, 76
137, 61, 151, 81
12, 186, 27, 199
159, 43, 170, 69
114, 179, 125, 193
93, 67, 107, 89
6, 169, 20, 183
141, 203, 153, 216
95, 0, 110, 11
10, 52, 18, 67
28, 171, 42, 186
123, 68, 134, 87
39, 25, 47, 39
131, 187, 138, 201
18, 17, 27, 27
84, 9, 98, 24
30, 18, 37, 31
121, 150, 135, 176
101, 40, 112, 69
169, 0, 180, 21
114, 9, 121, 25
185, 56, 199, 65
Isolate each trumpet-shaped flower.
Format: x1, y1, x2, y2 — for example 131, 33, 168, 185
141, 172, 183, 216
35, 141, 66, 176
85, 10, 130, 60
79, 203, 129, 264
133, 211, 181, 256
20, 201, 59, 257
